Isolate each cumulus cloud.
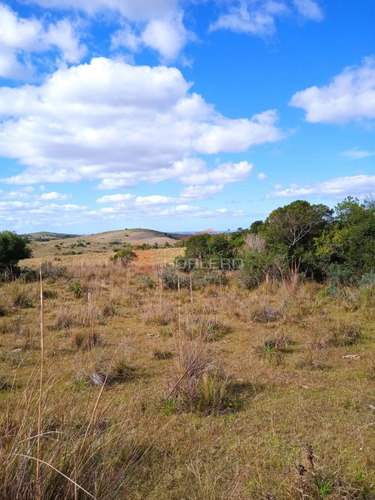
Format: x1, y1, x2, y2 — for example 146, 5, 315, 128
98, 185, 224, 205
97, 193, 176, 205
210, 0, 323, 37
290, 57, 375, 124
26, 0, 190, 60
180, 184, 224, 200
181, 161, 253, 185
0, 3, 86, 79
40, 191, 70, 201
268, 174, 375, 198
112, 12, 193, 61
0, 58, 282, 186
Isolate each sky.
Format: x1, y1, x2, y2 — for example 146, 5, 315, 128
0, 0, 374, 234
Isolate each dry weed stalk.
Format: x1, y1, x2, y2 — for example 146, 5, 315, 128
36, 266, 45, 500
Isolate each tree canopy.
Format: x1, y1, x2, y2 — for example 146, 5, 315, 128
315, 197, 375, 282
0, 231, 32, 271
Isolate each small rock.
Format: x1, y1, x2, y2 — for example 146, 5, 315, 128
301, 385, 310, 389
10, 348, 22, 353
342, 354, 360, 359
146, 334, 159, 338
369, 404, 375, 411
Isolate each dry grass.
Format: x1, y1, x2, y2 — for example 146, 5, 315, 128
1, 253, 375, 498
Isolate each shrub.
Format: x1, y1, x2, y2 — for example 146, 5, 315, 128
11, 289, 33, 309
360, 272, 375, 288
68, 280, 83, 298
19, 267, 39, 283
110, 248, 136, 266
160, 269, 189, 290
41, 261, 69, 282
192, 271, 228, 289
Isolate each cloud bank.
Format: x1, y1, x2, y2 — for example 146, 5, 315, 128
0, 58, 282, 187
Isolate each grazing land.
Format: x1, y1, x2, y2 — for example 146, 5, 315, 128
1, 238, 375, 499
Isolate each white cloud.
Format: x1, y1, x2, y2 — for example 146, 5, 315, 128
0, 4, 86, 79
342, 148, 375, 160
0, 189, 31, 200
112, 12, 193, 61
27, 0, 190, 60
268, 174, 375, 198
210, 3, 278, 36
158, 205, 245, 218
181, 161, 253, 185
290, 57, 375, 124
135, 195, 175, 205
40, 191, 70, 201
210, 0, 323, 37
144, 13, 193, 60
292, 0, 323, 21
28, 0, 179, 21
180, 184, 224, 200
0, 192, 246, 230
96, 193, 135, 203
0, 58, 282, 186
257, 172, 267, 180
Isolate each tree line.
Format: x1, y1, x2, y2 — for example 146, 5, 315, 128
183, 197, 375, 289
0, 196, 374, 289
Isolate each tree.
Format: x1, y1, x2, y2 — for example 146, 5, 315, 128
249, 220, 264, 234
261, 200, 333, 276
0, 231, 32, 272
315, 197, 375, 282
263, 201, 332, 249
185, 234, 233, 260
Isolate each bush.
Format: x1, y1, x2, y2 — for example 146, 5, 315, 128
0, 231, 32, 272
239, 250, 287, 289
68, 280, 83, 298
160, 269, 190, 290
360, 273, 375, 288
192, 271, 228, 289
19, 267, 39, 283
110, 248, 136, 266
41, 262, 69, 282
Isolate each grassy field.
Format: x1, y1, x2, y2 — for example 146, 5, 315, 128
1, 248, 375, 499
24, 228, 183, 265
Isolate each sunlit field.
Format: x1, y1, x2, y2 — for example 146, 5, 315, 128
1, 246, 375, 499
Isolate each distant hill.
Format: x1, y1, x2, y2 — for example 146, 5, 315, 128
23, 232, 80, 242
25, 228, 185, 260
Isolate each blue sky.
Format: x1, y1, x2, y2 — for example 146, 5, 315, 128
0, 0, 374, 234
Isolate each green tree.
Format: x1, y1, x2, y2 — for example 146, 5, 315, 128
249, 220, 264, 234
315, 197, 375, 282
261, 200, 333, 276
185, 234, 233, 260
0, 231, 32, 272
